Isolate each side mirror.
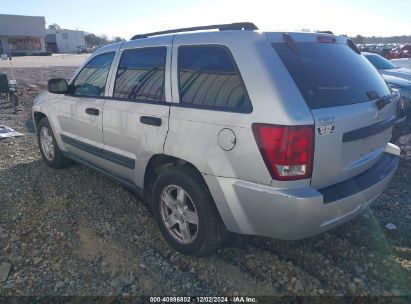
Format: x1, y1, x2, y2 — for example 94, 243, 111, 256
48, 78, 68, 94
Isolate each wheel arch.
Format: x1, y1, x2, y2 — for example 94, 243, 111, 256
143, 153, 234, 233
144, 154, 204, 194
33, 111, 47, 131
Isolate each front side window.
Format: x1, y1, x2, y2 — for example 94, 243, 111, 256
73, 52, 114, 97
113, 47, 166, 102
178, 45, 252, 112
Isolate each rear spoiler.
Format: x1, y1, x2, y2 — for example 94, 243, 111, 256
347, 39, 361, 54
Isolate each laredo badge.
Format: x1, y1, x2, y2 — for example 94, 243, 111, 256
317, 116, 335, 135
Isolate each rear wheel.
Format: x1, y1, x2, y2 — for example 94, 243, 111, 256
152, 165, 227, 256
37, 118, 71, 168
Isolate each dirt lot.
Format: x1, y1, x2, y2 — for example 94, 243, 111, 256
0, 57, 411, 297
0, 54, 89, 68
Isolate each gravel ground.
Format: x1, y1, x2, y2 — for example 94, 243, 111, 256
0, 64, 411, 298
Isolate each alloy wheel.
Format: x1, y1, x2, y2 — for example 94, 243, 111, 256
40, 127, 55, 161
159, 185, 199, 244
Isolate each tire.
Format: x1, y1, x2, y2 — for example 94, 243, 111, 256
37, 118, 72, 168
152, 165, 228, 256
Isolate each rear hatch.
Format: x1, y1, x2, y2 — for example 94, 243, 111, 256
270, 33, 397, 189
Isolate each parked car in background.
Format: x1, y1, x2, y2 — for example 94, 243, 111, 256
33, 24, 400, 256
391, 44, 411, 59
93, 45, 103, 52
76, 46, 88, 54
379, 44, 411, 60
383, 75, 411, 116
357, 44, 409, 60
363, 52, 411, 116
363, 52, 411, 81
358, 43, 398, 59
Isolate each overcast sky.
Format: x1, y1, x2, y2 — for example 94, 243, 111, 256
2, 0, 411, 39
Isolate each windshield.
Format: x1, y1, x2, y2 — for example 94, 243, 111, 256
272, 42, 390, 109
365, 53, 397, 70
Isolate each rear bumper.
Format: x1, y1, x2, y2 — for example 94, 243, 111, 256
204, 146, 400, 240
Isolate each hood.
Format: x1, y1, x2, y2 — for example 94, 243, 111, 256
391, 58, 411, 69
382, 74, 411, 88
380, 67, 411, 82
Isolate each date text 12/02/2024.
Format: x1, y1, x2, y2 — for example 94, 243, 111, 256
149, 296, 257, 303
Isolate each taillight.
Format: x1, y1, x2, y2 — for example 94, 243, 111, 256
252, 124, 314, 181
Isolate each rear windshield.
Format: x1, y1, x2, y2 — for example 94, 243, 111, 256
272, 42, 390, 109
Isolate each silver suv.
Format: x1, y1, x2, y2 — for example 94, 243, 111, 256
32, 23, 401, 256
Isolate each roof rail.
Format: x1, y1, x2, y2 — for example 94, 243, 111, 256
130, 22, 258, 40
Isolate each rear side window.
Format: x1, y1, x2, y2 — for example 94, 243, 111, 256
114, 47, 166, 102
272, 42, 390, 109
178, 45, 252, 112
73, 52, 114, 97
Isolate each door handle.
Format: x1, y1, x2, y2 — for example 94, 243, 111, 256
140, 116, 162, 126
85, 108, 99, 116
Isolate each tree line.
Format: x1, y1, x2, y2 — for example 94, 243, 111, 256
48, 22, 411, 46
84, 33, 125, 47
350, 34, 411, 44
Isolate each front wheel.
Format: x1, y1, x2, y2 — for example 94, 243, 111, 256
152, 165, 228, 256
37, 118, 72, 168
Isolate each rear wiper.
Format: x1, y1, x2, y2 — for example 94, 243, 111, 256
282, 33, 299, 54
375, 94, 395, 111
366, 90, 379, 100
368, 92, 394, 110
375, 97, 391, 110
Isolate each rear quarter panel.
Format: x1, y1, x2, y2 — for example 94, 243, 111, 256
165, 31, 314, 185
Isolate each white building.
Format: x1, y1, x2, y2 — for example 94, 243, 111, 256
0, 14, 46, 55
45, 29, 85, 53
